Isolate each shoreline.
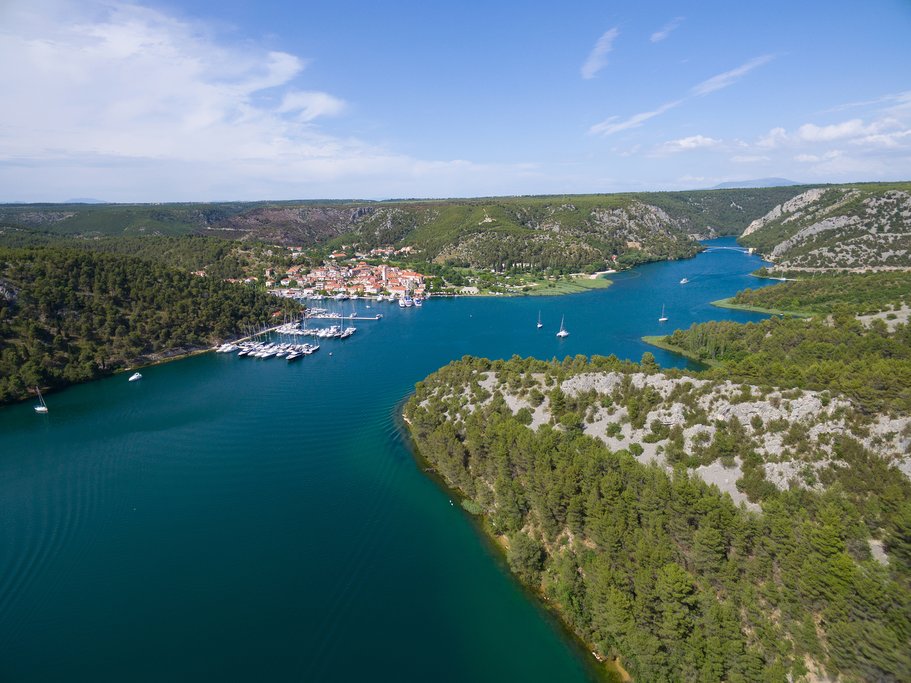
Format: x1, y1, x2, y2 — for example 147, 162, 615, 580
397, 405, 627, 683
11, 343, 221, 408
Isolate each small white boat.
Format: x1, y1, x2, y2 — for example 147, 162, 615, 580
679, 278, 689, 284
537, 311, 543, 329
129, 372, 142, 382
556, 315, 569, 338
34, 386, 48, 414
658, 305, 668, 323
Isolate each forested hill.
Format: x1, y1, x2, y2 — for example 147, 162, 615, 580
739, 182, 911, 271
405, 352, 911, 682
0, 187, 804, 272
0, 246, 299, 405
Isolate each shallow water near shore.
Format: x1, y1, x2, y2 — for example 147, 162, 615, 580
0, 238, 774, 681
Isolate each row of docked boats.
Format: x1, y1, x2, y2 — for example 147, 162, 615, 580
217, 340, 320, 360
270, 321, 357, 338
397, 295, 423, 308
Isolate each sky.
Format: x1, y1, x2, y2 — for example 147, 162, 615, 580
1, 0, 910, 202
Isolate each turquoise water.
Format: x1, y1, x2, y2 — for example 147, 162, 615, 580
0, 238, 773, 681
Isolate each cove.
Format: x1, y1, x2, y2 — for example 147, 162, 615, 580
0, 238, 775, 681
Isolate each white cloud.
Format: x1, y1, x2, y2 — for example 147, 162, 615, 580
589, 99, 682, 136
655, 135, 720, 154
731, 155, 770, 163
758, 116, 911, 151
797, 119, 866, 142
650, 17, 683, 43
581, 28, 620, 80
690, 54, 774, 96
0, 0, 550, 201
277, 91, 346, 121
589, 54, 773, 138
824, 90, 911, 114
757, 127, 788, 149
795, 151, 841, 163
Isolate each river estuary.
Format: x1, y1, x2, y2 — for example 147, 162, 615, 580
0, 238, 774, 681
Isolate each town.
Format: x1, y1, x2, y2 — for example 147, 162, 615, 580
269, 259, 427, 300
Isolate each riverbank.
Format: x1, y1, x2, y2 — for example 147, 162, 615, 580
711, 297, 811, 317
399, 407, 626, 683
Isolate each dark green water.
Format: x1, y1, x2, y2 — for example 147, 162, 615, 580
0, 238, 774, 681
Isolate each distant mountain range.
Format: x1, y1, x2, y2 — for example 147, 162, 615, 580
711, 178, 800, 189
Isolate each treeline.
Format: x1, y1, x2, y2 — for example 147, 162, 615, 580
405, 355, 911, 682
734, 271, 911, 315
0, 246, 299, 404
662, 315, 911, 414
0, 230, 266, 280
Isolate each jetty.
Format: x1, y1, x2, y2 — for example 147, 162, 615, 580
307, 313, 383, 321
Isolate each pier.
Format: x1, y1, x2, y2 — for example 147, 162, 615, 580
307, 313, 383, 321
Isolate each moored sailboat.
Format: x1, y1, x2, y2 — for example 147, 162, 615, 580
34, 387, 48, 414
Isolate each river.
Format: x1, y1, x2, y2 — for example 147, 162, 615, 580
0, 238, 774, 681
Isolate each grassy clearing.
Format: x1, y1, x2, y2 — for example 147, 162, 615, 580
519, 274, 613, 296
711, 297, 811, 317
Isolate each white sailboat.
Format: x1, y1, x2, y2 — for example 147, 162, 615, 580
556, 315, 569, 338
536, 311, 543, 329
658, 305, 668, 323
34, 387, 48, 414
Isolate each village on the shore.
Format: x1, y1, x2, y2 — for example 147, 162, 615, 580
223, 246, 430, 301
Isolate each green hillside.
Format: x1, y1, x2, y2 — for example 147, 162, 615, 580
0, 246, 299, 404
1, 187, 806, 274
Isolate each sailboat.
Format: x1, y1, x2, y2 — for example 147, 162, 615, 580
556, 315, 569, 338
658, 305, 668, 323
34, 387, 48, 414
536, 311, 543, 329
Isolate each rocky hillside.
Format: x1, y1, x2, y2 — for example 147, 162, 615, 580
739, 182, 911, 271
405, 354, 911, 682
417, 365, 910, 512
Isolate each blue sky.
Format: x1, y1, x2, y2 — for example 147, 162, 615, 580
1, 0, 909, 201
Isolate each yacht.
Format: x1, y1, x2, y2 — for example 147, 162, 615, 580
679, 278, 689, 284
129, 372, 142, 382
556, 315, 569, 338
